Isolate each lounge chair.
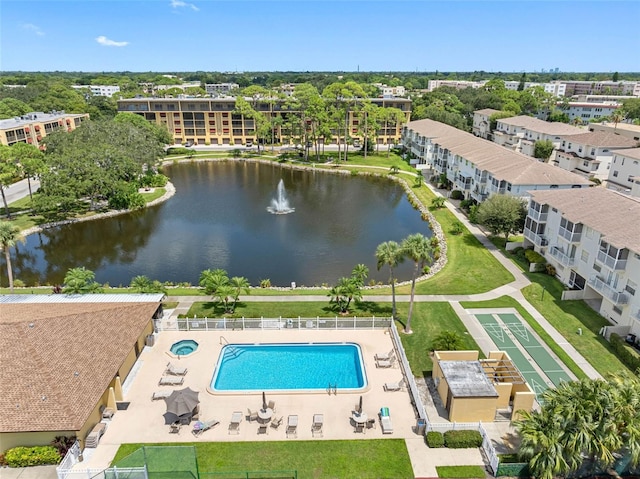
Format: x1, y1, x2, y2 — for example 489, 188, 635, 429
267, 400, 276, 412
375, 349, 395, 361
192, 419, 220, 437
85, 422, 107, 448
286, 415, 298, 438
384, 378, 405, 392
152, 390, 172, 401
159, 376, 184, 386
270, 416, 283, 430
376, 356, 397, 369
379, 407, 393, 434
165, 362, 188, 376
229, 411, 242, 435
247, 408, 258, 422
311, 414, 323, 438
169, 422, 181, 434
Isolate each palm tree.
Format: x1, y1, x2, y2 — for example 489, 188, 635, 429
215, 284, 236, 314
130, 275, 152, 292
199, 268, 229, 297
401, 233, 434, 333
229, 276, 250, 312
516, 408, 568, 479
0, 220, 23, 292
63, 267, 103, 294
351, 264, 369, 287
375, 241, 403, 319
610, 111, 624, 130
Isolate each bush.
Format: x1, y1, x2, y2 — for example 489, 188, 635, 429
468, 204, 479, 224
5, 446, 61, 467
450, 190, 464, 200
51, 436, 76, 458
0, 453, 7, 466
443, 430, 483, 448
610, 334, 640, 373
546, 264, 557, 276
431, 197, 446, 209
426, 431, 445, 448
459, 199, 475, 212
524, 249, 545, 264
166, 147, 193, 156
450, 221, 464, 235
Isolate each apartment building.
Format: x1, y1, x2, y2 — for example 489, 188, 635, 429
117, 97, 411, 146
472, 108, 500, 140
493, 116, 584, 157
607, 148, 640, 194
588, 122, 640, 142
562, 101, 621, 124
402, 119, 590, 203
553, 80, 640, 97
427, 80, 486, 91
554, 131, 637, 180
204, 83, 239, 95
524, 188, 640, 334
0, 111, 89, 147
72, 85, 121, 97
373, 83, 406, 98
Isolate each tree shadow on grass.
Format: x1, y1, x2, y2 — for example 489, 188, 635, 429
356, 301, 393, 316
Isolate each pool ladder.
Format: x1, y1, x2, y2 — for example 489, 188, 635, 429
327, 383, 337, 396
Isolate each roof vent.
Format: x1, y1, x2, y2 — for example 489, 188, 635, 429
42, 396, 47, 401
29, 323, 34, 328
74, 371, 80, 377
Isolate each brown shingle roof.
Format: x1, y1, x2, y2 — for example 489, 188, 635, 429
405, 119, 590, 187
474, 108, 500, 116
496, 115, 585, 136
0, 301, 159, 433
559, 131, 638, 148
530, 188, 640, 252
611, 147, 640, 161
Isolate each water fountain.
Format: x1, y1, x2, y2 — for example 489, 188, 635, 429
267, 179, 295, 214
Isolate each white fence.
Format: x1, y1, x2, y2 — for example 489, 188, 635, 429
160, 316, 392, 332
58, 467, 147, 479
426, 421, 499, 474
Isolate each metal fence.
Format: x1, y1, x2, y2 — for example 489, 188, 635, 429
160, 316, 392, 332
426, 421, 499, 474
57, 467, 148, 479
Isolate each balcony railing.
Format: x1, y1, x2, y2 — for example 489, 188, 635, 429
558, 227, 581, 243
549, 247, 575, 266
474, 174, 488, 184
587, 277, 629, 304
597, 251, 627, 270
524, 228, 548, 247
635, 309, 640, 321
528, 208, 548, 223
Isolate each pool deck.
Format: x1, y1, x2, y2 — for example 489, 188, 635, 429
80, 329, 426, 472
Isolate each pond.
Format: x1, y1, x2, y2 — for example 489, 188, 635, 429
3, 161, 432, 287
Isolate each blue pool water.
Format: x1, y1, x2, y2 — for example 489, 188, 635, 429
171, 339, 199, 356
211, 343, 367, 392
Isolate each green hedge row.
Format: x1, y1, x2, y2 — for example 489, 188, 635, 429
496, 462, 530, 477
4, 446, 61, 467
524, 249, 545, 264
444, 430, 483, 448
426, 431, 445, 448
610, 333, 640, 372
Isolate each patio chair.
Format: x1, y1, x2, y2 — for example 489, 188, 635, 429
270, 416, 283, 430
354, 422, 365, 434
376, 356, 397, 369
165, 362, 188, 376
311, 414, 323, 438
375, 349, 395, 361
383, 378, 405, 392
257, 423, 268, 435
192, 419, 220, 437
229, 411, 242, 435
159, 375, 184, 386
151, 390, 172, 401
286, 415, 298, 438
366, 418, 376, 430
169, 422, 181, 434
247, 408, 259, 422
267, 400, 276, 412
379, 408, 393, 434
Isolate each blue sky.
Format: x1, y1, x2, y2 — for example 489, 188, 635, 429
1, 1, 638, 72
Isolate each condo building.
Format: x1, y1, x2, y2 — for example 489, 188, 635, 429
472, 108, 500, 140
117, 97, 411, 146
71, 85, 121, 97
588, 122, 640, 142
524, 188, 640, 335
0, 111, 90, 147
562, 101, 621, 125
608, 148, 640, 195
402, 119, 590, 203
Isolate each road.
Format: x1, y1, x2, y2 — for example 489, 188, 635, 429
4, 177, 40, 205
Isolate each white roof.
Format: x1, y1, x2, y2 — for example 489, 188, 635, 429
0, 293, 165, 304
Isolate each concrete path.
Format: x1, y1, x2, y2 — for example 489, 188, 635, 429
0, 465, 57, 479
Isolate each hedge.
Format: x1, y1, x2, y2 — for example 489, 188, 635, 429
4, 446, 61, 467
450, 190, 464, 200
610, 333, 640, 372
426, 431, 445, 448
524, 249, 545, 264
496, 462, 530, 477
443, 430, 483, 448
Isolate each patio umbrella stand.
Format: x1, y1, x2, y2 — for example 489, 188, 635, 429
164, 387, 200, 424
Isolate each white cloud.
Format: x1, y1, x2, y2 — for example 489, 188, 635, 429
95, 36, 129, 47
23, 23, 44, 36
170, 0, 199, 12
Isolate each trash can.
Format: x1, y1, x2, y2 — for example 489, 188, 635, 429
145, 334, 155, 347
416, 419, 427, 436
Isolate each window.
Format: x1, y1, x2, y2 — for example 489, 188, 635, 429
613, 171, 619, 178
581, 251, 589, 263
625, 280, 637, 296
593, 263, 601, 273
613, 306, 623, 315
583, 160, 590, 167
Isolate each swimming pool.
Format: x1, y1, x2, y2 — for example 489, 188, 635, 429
170, 339, 199, 356
210, 343, 367, 393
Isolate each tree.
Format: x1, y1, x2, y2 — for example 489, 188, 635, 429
351, 264, 369, 287
0, 97, 32, 119
130, 275, 166, 294
63, 267, 103, 294
375, 241, 404, 319
401, 233, 434, 333
0, 220, 23, 292
612, 71, 619, 82
517, 73, 526, 91
610, 111, 624, 130
10, 142, 45, 200
533, 139, 555, 161
621, 98, 640, 121
0, 146, 20, 218
476, 194, 526, 242
431, 331, 465, 351
229, 276, 250, 313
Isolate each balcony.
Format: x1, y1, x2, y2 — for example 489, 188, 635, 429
558, 226, 581, 243
587, 277, 629, 304
528, 208, 548, 223
524, 227, 548, 247
474, 173, 488, 184
549, 247, 575, 267
596, 251, 627, 270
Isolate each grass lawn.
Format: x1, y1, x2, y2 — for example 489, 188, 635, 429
460, 296, 587, 380
436, 465, 486, 478
112, 440, 414, 479
141, 187, 166, 203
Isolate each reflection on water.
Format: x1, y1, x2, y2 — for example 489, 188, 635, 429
2, 162, 432, 287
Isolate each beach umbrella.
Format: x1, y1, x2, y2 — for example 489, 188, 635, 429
262, 391, 267, 410
358, 395, 363, 414
164, 387, 199, 421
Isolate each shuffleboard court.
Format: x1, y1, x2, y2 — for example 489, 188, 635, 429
475, 314, 550, 397
498, 314, 571, 387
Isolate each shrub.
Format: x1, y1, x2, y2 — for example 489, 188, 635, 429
13, 279, 25, 288
426, 431, 445, 448
610, 334, 640, 372
5, 446, 61, 467
443, 430, 483, 448
431, 197, 446, 209
166, 147, 192, 156
546, 264, 557, 276
468, 204, 479, 224
259, 278, 271, 288
459, 199, 475, 212
51, 436, 76, 458
0, 453, 7, 466
524, 249, 545, 264
450, 190, 464, 200
451, 221, 464, 235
